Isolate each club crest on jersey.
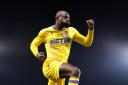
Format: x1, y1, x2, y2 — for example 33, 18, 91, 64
50, 38, 71, 44
63, 31, 68, 37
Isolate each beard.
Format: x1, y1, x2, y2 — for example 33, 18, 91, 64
60, 21, 70, 28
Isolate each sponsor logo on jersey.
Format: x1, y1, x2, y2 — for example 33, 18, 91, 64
50, 38, 71, 44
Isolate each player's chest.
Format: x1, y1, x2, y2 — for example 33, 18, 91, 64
46, 31, 72, 44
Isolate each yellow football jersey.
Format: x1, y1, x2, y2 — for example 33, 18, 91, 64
30, 26, 94, 63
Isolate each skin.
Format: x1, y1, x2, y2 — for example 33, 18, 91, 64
36, 11, 94, 78
54, 11, 70, 30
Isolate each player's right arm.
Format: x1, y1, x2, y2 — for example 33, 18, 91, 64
30, 30, 46, 61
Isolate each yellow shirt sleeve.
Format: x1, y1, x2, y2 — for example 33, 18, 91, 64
73, 28, 94, 47
30, 29, 46, 56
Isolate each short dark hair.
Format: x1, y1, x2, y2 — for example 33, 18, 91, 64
55, 10, 69, 19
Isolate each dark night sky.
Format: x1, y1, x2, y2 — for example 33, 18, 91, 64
0, 1, 128, 85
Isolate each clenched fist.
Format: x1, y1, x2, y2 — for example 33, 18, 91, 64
86, 19, 94, 30
36, 52, 46, 62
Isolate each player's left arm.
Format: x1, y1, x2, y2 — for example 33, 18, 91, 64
73, 19, 94, 47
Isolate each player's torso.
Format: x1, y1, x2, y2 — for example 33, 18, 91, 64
43, 26, 75, 62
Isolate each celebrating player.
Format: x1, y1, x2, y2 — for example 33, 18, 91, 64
30, 10, 94, 85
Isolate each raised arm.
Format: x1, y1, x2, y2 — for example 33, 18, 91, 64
73, 19, 94, 47
30, 30, 46, 61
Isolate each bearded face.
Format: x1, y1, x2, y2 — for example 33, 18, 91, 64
56, 11, 70, 28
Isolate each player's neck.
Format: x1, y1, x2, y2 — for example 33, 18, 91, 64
53, 24, 63, 31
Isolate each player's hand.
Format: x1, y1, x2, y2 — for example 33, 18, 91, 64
36, 52, 46, 62
86, 19, 94, 30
